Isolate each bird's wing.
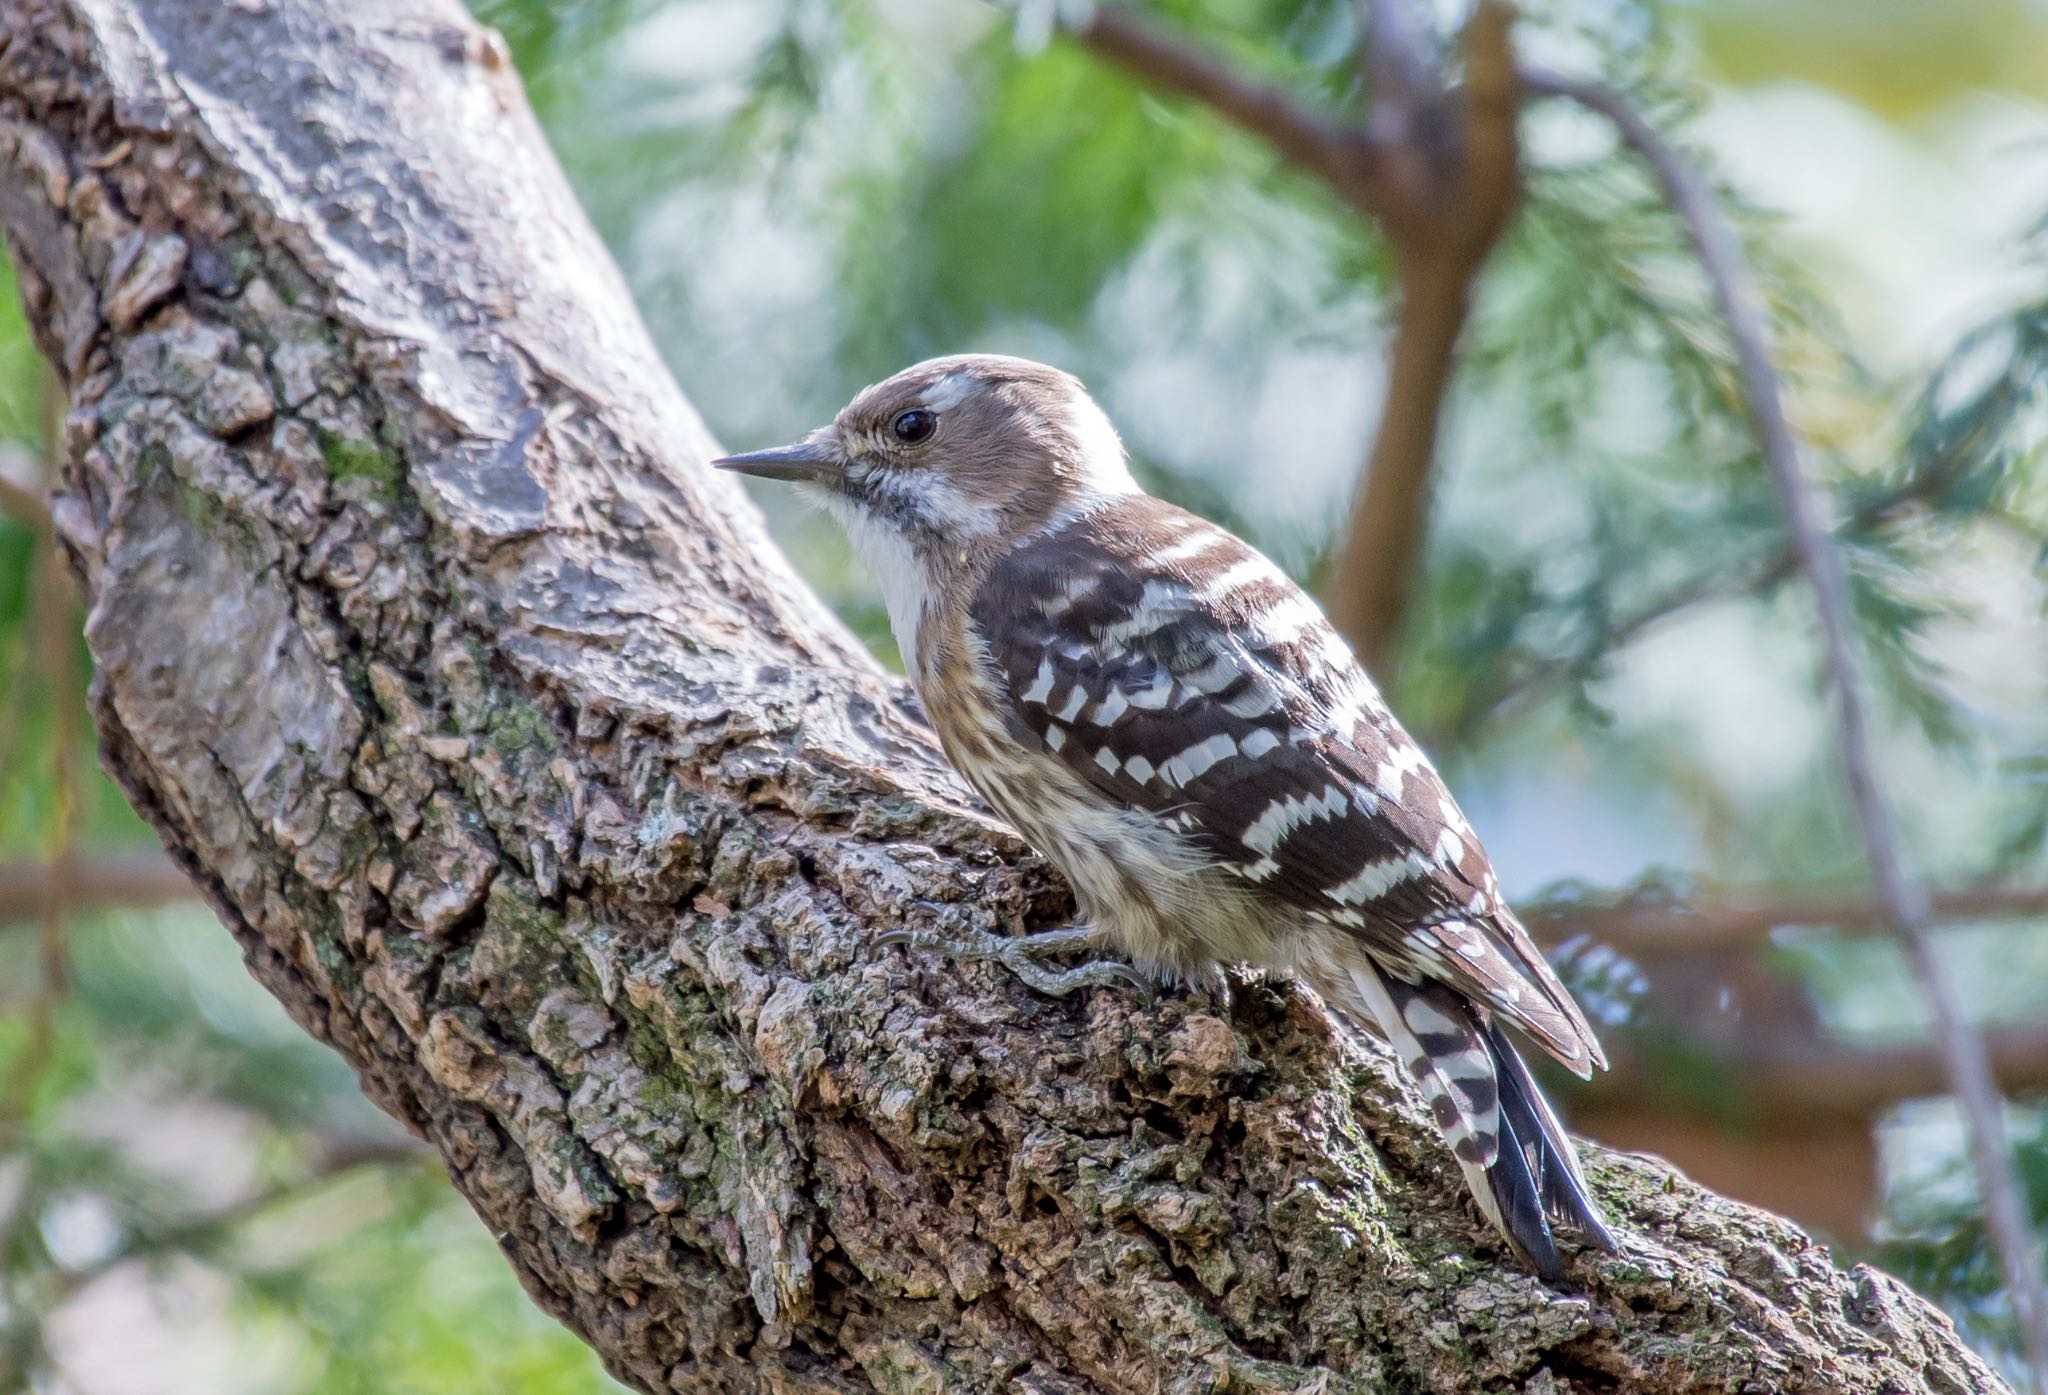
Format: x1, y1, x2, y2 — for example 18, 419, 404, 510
970, 495, 1605, 1076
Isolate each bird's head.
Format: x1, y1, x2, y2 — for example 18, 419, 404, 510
714, 354, 1136, 553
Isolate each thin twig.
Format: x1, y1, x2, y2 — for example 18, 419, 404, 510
1527, 66, 2048, 1392
0, 390, 77, 1149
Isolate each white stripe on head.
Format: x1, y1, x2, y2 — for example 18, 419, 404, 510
920, 371, 980, 413
1063, 394, 1137, 497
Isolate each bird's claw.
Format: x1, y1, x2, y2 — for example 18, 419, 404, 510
878, 921, 1148, 998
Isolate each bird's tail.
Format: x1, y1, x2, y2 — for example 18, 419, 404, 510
1346, 963, 1617, 1280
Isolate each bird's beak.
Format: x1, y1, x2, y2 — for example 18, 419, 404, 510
711, 431, 843, 486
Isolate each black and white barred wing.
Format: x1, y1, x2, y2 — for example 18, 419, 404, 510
972, 498, 1605, 1077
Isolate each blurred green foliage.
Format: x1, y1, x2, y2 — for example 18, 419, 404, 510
3, 0, 2046, 1389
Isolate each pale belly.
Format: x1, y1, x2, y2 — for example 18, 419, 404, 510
939, 720, 1277, 985
910, 603, 1289, 982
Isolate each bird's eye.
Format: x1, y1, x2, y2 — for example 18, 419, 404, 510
891, 409, 937, 445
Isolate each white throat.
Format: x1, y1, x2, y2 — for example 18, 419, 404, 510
824, 493, 933, 667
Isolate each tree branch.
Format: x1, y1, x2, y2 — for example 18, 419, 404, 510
1322, 258, 1474, 678
1583, 1020, 2048, 1125
1526, 66, 2048, 1393
0, 442, 44, 530
1319, 4, 1517, 677
1072, 6, 1363, 192
1074, 2, 1519, 679
0, 854, 197, 922
0, 3, 2010, 1391
12, 848, 2046, 964
0, 402, 75, 1148
1525, 881, 2048, 956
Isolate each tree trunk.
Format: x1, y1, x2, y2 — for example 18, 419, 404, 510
0, 1, 2007, 1391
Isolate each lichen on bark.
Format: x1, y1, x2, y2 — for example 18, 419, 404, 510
0, 1, 2010, 1392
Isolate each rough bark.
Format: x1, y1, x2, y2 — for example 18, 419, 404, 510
0, 1, 2008, 1392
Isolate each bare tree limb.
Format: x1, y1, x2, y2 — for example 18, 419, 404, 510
1525, 66, 2048, 1394
1322, 258, 1476, 678
1327, 0, 1523, 675
1326, 1, 1520, 678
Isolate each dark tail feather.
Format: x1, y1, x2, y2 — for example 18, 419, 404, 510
1486, 1019, 1619, 1257
1344, 962, 1616, 1280
1484, 1090, 1567, 1280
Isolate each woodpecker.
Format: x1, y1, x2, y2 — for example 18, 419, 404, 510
715, 354, 1618, 1279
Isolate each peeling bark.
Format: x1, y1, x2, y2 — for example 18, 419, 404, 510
0, 2, 2009, 1392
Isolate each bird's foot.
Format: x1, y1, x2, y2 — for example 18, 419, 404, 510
878, 920, 1148, 998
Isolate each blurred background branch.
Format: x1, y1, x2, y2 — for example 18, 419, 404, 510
1524, 66, 2048, 1388
0, 386, 75, 1155
1591, 1020, 2048, 1123
1321, 1, 1519, 679
0, 856, 197, 922
1526, 880, 2048, 955
1073, 5, 1359, 188
1075, 0, 1519, 679
15, 846, 2040, 958
0, 444, 42, 531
